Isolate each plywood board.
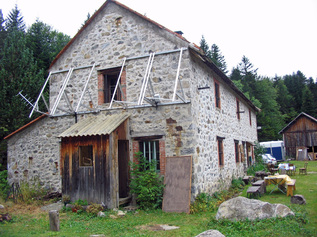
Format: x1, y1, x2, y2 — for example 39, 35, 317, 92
162, 156, 192, 213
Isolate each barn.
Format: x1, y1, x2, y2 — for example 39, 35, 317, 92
279, 112, 317, 160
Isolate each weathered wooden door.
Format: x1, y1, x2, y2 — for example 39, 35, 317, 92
118, 140, 129, 198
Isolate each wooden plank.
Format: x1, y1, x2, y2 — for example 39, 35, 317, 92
162, 156, 192, 213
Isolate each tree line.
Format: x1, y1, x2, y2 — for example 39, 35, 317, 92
0, 6, 71, 165
200, 36, 317, 142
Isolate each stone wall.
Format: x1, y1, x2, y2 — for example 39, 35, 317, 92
188, 55, 258, 196
7, 116, 74, 191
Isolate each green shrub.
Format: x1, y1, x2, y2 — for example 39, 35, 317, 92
129, 152, 165, 210
190, 193, 217, 214
86, 203, 103, 216
0, 164, 9, 199
231, 177, 245, 191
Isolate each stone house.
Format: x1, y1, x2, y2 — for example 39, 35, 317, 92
5, 0, 259, 208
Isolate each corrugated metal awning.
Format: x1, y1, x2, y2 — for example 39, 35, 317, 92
59, 113, 129, 138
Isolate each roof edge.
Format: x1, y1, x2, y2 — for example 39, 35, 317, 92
4, 114, 48, 140
279, 112, 317, 134
49, 0, 189, 69
188, 44, 261, 113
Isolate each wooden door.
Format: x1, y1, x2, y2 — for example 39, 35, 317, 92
118, 140, 129, 198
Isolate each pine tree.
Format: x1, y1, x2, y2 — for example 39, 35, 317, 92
199, 35, 211, 58
0, 28, 45, 140
5, 5, 25, 32
301, 86, 316, 117
210, 44, 228, 74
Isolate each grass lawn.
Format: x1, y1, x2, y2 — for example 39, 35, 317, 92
0, 160, 316, 237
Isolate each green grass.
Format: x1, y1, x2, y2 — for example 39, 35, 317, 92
0, 161, 316, 237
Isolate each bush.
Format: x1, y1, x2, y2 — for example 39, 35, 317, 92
129, 152, 165, 210
86, 203, 103, 216
0, 165, 9, 199
20, 178, 46, 204
190, 193, 217, 213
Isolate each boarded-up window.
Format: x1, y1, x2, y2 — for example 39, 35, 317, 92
79, 145, 93, 167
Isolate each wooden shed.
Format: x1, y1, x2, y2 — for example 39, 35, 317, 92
279, 112, 317, 160
59, 113, 129, 208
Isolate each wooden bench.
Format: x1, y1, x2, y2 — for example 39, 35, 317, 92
252, 180, 266, 195
247, 186, 261, 198
286, 179, 296, 197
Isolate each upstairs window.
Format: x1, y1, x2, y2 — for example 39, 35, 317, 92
79, 145, 93, 167
104, 68, 121, 103
249, 109, 252, 126
214, 80, 221, 109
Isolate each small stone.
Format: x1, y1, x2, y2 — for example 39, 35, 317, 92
109, 214, 118, 219
0, 204, 5, 209
117, 210, 126, 217
196, 230, 225, 237
97, 211, 106, 217
291, 195, 306, 205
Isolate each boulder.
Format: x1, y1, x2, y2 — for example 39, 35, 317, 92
216, 196, 294, 221
196, 230, 225, 237
291, 195, 306, 205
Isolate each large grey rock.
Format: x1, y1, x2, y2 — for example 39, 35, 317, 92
216, 196, 294, 221
196, 230, 225, 237
291, 195, 306, 205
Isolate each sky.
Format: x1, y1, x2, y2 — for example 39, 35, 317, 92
1, 0, 317, 79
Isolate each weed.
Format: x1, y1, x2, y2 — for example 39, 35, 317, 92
86, 203, 103, 216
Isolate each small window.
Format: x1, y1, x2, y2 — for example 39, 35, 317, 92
139, 140, 160, 171
214, 80, 221, 109
217, 136, 224, 166
103, 68, 122, 103
79, 145, 93, 167
249, 109, 252, 126
236, 98, 240, 120
234, 140, 239, 163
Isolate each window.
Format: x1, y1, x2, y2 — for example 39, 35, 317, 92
103, 67, 122, 103
217, 136, 224, 166
139, 140, 160, 171
249, 109, 252, 126
234, 140, 239, 163
214, 80, 221, 109
79, 145, 93, 167
236, 98, 240, 120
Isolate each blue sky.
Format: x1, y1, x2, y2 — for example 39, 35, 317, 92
2, 0, 317, 79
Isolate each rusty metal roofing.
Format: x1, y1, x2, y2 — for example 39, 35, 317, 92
59, 113, 129, 138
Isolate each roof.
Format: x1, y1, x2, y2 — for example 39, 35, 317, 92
188, 45, 261, 112
59, 113, 129, 138
49, 0, 190, 69
279, 112, 317, 134
49, 0, 259, 113
4, 114, 47, 140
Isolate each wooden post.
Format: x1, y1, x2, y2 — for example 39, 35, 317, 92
49, 210, 60, 231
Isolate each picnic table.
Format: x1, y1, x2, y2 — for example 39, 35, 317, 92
278, 163, 296, 175
264, 174, 293, 195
